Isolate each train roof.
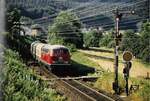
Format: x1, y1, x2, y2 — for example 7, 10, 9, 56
43, 44, 68, 50
32, 42, 68, 50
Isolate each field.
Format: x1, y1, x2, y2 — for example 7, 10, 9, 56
78, 47, 150, 78
71, 48, 150, 101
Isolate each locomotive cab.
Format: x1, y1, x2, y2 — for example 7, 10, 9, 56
31, 42, 71, 69
50, 47, 70, 64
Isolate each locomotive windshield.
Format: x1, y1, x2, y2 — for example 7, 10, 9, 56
53, 48, 69, 56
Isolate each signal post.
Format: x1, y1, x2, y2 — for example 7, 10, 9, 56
112, 8, 134, 94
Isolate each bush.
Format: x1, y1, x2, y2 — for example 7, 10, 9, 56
120, 30, 142, 58
48, 11, 83, 48
49, 33, 77, 52
130, 79, 150, 101
66, 43, 77, 52
84, 30, 102, 48
107, 40, 115, 48
140, 21, 150, 62
139, 81, 150, 101
121, 21, 150, 63
3, 49, 66, 101
99, 32, 114, 48
140, 47, 150, 62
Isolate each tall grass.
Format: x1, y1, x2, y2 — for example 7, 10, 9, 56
94, 72, 125, 93
2, 49, 66, 101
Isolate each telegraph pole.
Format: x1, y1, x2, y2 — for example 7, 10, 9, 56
112, 8, 134, 94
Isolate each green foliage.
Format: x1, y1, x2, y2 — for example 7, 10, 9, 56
107, 40, 115, 48
98, 21, 149, 63
99, 31, 114, 48
140, 47, 150, 62
140, 21, 150, 62
49, 34, 77, 52
49, 33, 76, 52
121, 21, 150, 62
139, 81, 150, 101
66, 43, 77, 52
49, 11, 83, 48
71, 52, 99, 69
3, 49, 66, 101
83, 30, 102, 48
120, 30, 142, 57
7, 0, 69, 19
49, 33, 65, 45
6, 8, 21, 34
130, 79, 150, 101
94, 72, 125, 93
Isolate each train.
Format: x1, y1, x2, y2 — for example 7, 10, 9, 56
31, 42, 71, 69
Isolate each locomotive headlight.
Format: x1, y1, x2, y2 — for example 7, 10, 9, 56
52, 61, 56, 63
64, 61, 68, 64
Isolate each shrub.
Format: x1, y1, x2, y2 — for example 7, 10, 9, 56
49, 33, 65, 45
49, 34, 77, 52
140, 47, 150, 63
84, 30, 102, 48
140, 21, 150, 62
2, 49, 66, 101
48, 11, 83, 48
107, 40, 115, 48
99, 32, 114, 48
130, 79, 150, 101
66, 43, 77, 52
120, 30, 142, 58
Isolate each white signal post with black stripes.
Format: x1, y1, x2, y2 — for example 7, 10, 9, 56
112, 8, 134, 94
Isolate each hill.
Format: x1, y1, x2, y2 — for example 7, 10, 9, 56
6, 0, 149, 30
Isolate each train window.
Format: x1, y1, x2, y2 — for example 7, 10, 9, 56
53, 48, 69, 56
62, 48, 69, 54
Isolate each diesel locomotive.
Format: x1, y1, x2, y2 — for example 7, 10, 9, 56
31, 42, 71, 69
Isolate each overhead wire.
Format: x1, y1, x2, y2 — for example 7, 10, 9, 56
34, 1, 129, 22
46, 17, 147, 35
31, 0, 149, 36
35, 0, 148, 23
34, 0, 148, 26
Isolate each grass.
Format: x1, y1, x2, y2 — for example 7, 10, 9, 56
71, 51, 99, 69
94, 72, 125, 93
79, 48, 150, 78
3, 49, 67, 101
71, 48, 150, 101
70, 48, 150, 101
78, 47, 150, 101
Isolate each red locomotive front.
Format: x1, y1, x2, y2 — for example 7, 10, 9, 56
31, 42, 71, 67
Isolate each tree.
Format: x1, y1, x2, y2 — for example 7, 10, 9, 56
120, 30, 142, 58
83, 29, 102, 48
6, 8, 22, 36
140, 21, 150, 62
48, 11, 83, 48
99, 30, 114, 48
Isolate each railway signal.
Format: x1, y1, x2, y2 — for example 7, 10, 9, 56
123, 51, 133, 96
112, 8, 134, 94
123, 51, 133, 62
123, 61, 132, 96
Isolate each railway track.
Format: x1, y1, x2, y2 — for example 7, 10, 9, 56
62, 79, 117, 101
31, 65, 123, 101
